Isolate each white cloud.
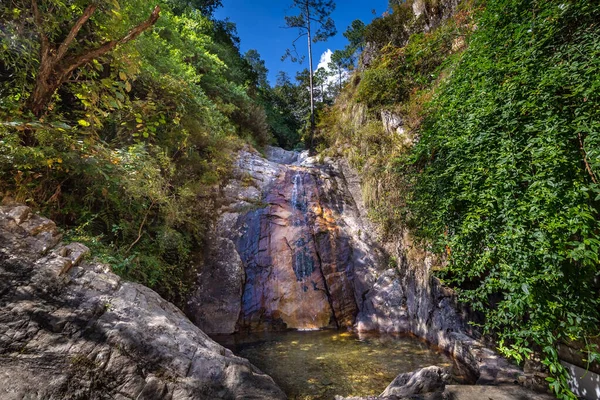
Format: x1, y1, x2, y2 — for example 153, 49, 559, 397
316, 49, 334, 71
314, 49, 350, 92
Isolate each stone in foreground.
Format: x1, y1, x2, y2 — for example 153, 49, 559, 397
0, 205, 286, 400
381, 366, 449, 397
335, 365, 555, 400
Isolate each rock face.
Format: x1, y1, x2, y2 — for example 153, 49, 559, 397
186, 237, 244, 335
187, 146, 384, 333
381, 110, 404, 135
412, 0, 460, 33
0, 205, 286, 400
185, 146, 525, 388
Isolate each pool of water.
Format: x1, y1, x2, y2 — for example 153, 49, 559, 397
214, 330, 458, 400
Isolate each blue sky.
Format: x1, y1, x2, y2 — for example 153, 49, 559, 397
214, 0, 389, 85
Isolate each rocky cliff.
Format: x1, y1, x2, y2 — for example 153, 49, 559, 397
0, 205, 286, 399
185, 146, 526, 387
186, 147, 386, 333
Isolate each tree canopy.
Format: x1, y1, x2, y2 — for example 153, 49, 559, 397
0, 0, 283, 302
283, 0, 336, 147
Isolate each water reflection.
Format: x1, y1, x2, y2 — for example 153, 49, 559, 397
214, 330, 457, 400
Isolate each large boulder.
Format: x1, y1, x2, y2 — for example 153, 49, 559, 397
380, 366, 449, 398
0, 205, 286, 400
264, 145, 299, 165
185, 237, 244, 335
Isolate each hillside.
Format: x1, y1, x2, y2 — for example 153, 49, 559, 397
319, 0, 600, 398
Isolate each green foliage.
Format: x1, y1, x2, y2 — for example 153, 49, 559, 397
283, 0, 337, 148
328, 48, 352, 90
245, 49, 269, 89
165, 0, 223, 16
408, 1, 600, 397
0, 0, 272, 304
282, 0, 337, 63
356, 12, 465, 111
356, 67, 408, 108
364, 1, 415, 49
284, 0, 337, 45
268, 72, 305, 149
343, 19, 366, 53
339, 19, 366, 67
242, 55, 305, 150
323, 0, 600, 396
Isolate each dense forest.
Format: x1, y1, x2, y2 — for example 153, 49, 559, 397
1, 0, 599, 398
319, 0, 600, 398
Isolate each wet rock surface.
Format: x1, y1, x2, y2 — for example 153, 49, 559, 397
0, 205, 286, 400
187, 146, 384, 332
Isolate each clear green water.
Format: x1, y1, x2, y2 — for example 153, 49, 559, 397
215, 330, 456, 400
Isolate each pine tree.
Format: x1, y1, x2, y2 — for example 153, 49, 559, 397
328, 49, 351, 91
283, 0, 336, 149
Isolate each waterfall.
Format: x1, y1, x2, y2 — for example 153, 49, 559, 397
216, 150, 359, 331
190, 148, 360, 332
291, 170, 313, 280
290, 169, 319, 330
291, 170, 304, 215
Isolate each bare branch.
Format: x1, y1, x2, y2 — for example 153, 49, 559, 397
55, 4, 98, 61
26, 4, 161, 118
31, 0, 43, 29
292, 32, 307, 44
308, 16, 326, 24
578, 132, 598, 184
126, 198, 156, 254
280, 25, 307, 32
119, 5, 161, 43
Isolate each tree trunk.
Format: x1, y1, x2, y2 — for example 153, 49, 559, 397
26, 62, 71, 118
25, 2, 160, 120
306, 2, 315, 150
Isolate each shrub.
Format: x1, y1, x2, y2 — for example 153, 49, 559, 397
410, 1, 600, 397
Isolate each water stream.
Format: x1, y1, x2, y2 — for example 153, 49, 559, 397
215, 330, 459, 400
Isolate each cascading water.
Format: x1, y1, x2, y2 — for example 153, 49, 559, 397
290, 170, 312, 280
290, 169, 319, 329
291, 171, 302, 213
